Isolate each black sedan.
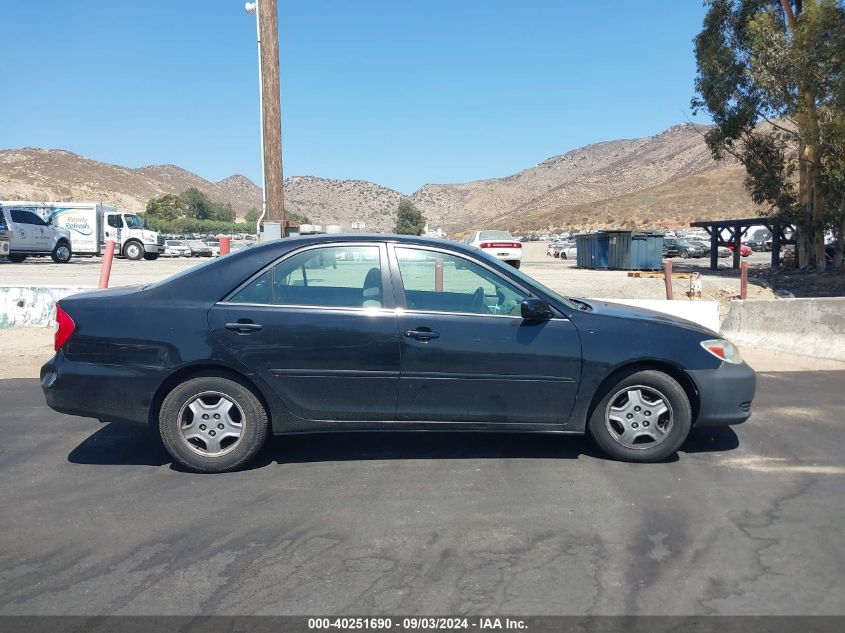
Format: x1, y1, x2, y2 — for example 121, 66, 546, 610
41, 235, 756, 472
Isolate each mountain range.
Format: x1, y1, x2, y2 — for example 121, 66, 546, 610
0, 123, 764, 233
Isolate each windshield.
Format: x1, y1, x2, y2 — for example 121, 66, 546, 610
479, 231, 514, 241
124, 214, 143, 229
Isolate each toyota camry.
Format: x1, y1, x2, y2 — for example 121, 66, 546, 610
41, 235, 756, 472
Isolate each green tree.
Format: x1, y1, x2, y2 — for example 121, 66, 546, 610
179, 187, 214, 220
244, 208, 261, 225
692, 0, 845, 270
145, 193, 185, 221
394, 199, 426, 236
208, 201, 236, 223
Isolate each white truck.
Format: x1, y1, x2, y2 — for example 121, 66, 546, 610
0, 201, 163, 261
0, 202, 74, 263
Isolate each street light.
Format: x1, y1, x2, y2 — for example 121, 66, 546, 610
244, 0, 267, 236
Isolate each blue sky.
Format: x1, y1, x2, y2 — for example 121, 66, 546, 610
0, 1, 710, 194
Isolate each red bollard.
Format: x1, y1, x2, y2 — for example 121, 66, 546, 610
98, 239, 116, 289
219, 235, 231, 256
663, 261, 673, 300
740, 261, 748, 299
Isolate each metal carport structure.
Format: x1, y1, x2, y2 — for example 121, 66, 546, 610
689, 218, 796, 270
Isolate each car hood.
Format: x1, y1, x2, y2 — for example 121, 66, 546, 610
572, 298, 716, 336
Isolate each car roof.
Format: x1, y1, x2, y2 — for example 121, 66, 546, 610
248, 233, 478, 256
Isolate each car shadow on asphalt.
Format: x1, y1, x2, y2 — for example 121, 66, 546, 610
67, 423, 739, 471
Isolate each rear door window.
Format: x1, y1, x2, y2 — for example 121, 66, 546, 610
229, 245, 385, 309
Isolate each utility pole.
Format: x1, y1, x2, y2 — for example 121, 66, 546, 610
259, 0, 285, 227
245, 0, 284, 235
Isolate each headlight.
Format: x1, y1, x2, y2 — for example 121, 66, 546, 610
700, 339, 743, 364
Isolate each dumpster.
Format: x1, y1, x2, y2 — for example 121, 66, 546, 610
574, 234, 591, 268
588, 233, 610, 269
630, 233, 664, 270
606, 230, 633, 269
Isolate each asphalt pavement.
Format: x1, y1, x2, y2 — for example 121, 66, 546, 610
0, 371, 843, 615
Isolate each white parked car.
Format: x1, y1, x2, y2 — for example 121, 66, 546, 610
163, 240, 191, 257
464, 230, 523, 268
204, 240, 221, 257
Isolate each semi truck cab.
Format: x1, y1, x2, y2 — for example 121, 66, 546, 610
103, 211, 163, 260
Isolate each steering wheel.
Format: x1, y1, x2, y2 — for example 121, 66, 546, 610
471, 287, 487, 313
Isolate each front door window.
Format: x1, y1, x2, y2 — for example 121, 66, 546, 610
395, 247, 525, 316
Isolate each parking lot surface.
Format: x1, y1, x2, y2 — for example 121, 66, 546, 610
1, 370, 842, 615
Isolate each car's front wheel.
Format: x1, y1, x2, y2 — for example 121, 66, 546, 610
159, 375, 269, 472
123, 240, 144, 260
588, 370, 691, 463
679, 250, 689, 259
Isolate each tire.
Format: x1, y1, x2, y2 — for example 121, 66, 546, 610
509, 260, 521, 269
588, 369, 692, 463
561, 252, 568, 260
123, 240, 144, 260
8, 254, 26, 263
158, 375, 269, 473
143, 253, 159, 261
51, 240, 73, 263
679, 250, 689, 259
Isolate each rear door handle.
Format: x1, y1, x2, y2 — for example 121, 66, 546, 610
225, 322, 263, 334
404, 329, 440, 341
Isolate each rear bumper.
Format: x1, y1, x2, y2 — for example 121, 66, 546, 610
689, 361, 757, 427
41, 353, 153, 426
483, 248, 522, 261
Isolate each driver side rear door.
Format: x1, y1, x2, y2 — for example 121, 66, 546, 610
390, 245, 581, 426
209, 242, 401, 422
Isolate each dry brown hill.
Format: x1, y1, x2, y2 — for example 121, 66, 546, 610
493, 165, 758, 232
0, 123, 766, 233
0, 148, 263, 215
410, 123, 760, 231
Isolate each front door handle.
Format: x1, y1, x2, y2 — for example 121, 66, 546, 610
404, 328, 440, 341
225, 322, 263, 334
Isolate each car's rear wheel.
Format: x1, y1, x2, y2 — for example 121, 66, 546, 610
159, 375, 269, 472
509, 260, 521, 269
588, 370, 691, 463
561, 252, 567, 260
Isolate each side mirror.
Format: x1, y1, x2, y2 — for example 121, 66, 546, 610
521, 298, 554, 320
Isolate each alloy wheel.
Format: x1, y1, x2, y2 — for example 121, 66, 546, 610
177, 391, 245, 456
605, 385, 674, 450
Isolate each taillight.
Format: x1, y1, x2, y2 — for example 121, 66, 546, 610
55, 304, 76, 351
480, 242, 521, 249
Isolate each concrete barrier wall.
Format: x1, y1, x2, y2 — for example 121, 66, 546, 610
591, 298, 720, 332
721, 298, 845, 362
0, 286, 93, 329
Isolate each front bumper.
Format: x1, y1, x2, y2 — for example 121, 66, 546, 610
689, 360, 756, 427
143, 243, 161, 254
